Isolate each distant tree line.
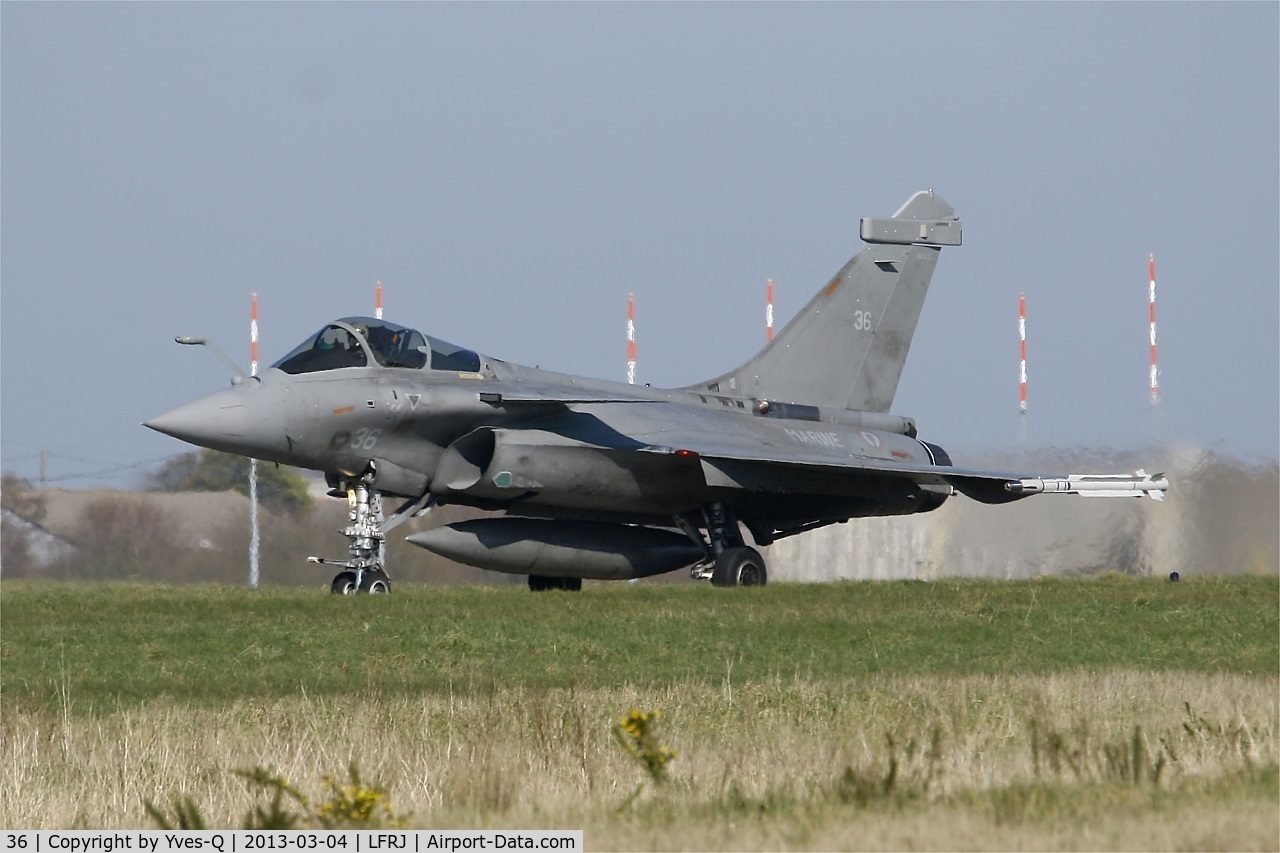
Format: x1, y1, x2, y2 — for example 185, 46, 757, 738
146, 449, 313, 514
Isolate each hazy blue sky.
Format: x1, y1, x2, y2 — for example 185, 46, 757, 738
3, 2, 1277, 489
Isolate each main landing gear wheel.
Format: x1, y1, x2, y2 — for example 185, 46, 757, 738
712, 546, 767, 587
528, 575, 583, 592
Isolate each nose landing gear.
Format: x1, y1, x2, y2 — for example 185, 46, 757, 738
308, 477, 387, 594
308, 472, 436, 595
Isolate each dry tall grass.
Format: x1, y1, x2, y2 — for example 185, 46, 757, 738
3, 671, 1275, 850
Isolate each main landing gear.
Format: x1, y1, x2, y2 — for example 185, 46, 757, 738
309, 473, 435, 595
528, 575, 583, 592
681, 502, 768, 587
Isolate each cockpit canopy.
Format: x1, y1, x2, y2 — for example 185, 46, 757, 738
272, 317, 481, 375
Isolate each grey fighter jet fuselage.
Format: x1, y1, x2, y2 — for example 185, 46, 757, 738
147, 191, 1168, 593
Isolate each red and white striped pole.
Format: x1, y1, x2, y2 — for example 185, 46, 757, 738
248, 292, 260, 588
375, 280, 384, 320
766, 278, 775, 343
250, 292, 260, 378
1018, 292, 1027, 414
1148, 254, 1159, 406
626, 292, 637, 385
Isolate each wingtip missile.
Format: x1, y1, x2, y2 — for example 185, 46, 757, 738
1004, 470, 1170, 499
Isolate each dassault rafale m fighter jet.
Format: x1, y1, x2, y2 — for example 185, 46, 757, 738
147, 190, 1168, 594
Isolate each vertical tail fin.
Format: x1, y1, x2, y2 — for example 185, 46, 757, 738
689, 190, 961, 413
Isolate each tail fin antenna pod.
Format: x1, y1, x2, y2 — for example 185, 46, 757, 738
690, 190, 961, 413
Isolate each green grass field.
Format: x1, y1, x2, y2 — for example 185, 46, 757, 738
2, 576, 1277, 849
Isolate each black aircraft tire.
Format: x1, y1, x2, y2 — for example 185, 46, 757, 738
712, 546, 768, 587
331, 571, 359, 595
528, 575, 582, 592
359, 569, 391, 594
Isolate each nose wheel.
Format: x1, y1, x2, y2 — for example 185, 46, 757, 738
309, 471, 437, 595
310, 476, 389, 594
330, 566, 392, 595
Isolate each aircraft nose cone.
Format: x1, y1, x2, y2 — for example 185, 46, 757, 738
146, 389, 248, 444
146, 384, 284, 456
